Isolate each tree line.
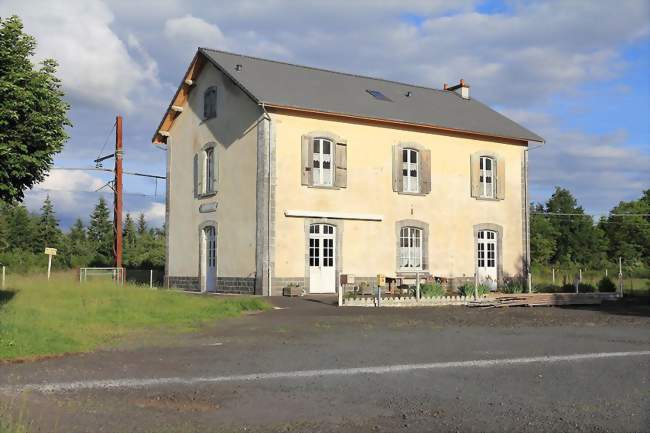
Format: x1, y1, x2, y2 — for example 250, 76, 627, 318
530, 187, 650, 271
0, 196, 164, 273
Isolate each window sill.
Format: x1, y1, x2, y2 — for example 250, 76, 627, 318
397, 191, 428, 197
307, 185, 340, 190
474, 196, 502, 201
197, 192, 217, 199
396, 271, 430, 277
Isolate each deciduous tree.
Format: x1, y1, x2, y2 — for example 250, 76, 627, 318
0, 16, 71, 202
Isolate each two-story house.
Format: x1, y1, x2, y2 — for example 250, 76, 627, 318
152, 48, 543, 295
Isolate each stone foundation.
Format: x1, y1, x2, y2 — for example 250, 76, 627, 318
217, 277, 256, 294
166, 276, 256, 294
166, 276, 200, 291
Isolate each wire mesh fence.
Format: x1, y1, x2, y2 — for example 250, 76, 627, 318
531, 263, 650, 296
125, 269, 165, 288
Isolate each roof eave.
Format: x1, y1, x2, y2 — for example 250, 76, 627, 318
263, 103, 543, 145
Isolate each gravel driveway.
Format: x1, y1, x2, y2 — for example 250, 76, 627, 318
1, 296, 649, 433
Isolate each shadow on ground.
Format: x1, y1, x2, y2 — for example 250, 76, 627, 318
0, 290, 15, 310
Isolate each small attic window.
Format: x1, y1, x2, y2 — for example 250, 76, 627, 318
366, 89, 392, 102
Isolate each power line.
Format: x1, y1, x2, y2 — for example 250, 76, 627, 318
95, 120, 117, 161
531, 212, 650, 217
51, 167, 165, 179
31, 186, 163, 201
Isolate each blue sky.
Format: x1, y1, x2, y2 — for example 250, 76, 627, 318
1, 0, 649, 228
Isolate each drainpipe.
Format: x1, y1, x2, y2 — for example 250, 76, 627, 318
260, 103, 272, 296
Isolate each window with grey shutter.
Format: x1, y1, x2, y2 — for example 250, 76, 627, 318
334, 140, 347, 188
470, 152, 505, 200
204, 86, 217, 119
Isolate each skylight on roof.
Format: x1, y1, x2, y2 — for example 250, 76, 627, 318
366, 89, 392, 102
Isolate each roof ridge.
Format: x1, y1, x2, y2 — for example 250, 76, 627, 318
198, 47, 451, 95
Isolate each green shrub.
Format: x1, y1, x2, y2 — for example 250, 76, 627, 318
534, 284, 561, 293
501, 280, 525, 294
597, 276, 617, 292
459, 283, 490, 297
420, 282, 445, 298
578, 282, 596, 293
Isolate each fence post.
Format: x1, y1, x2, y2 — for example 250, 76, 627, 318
1, 266, 5, 290
376, 284, 381, 307
618, 257, 623, 298
473, 273, 478, 300
149, 270, 153, 288
579, 269, 582, 283
552, 268, 555, 285
416, 272, 421, 300
527, 272, 532, 293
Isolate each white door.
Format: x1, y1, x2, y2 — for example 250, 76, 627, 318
477, 230, 497, 289
202, 226, 217, 292
309, 224, 336, 293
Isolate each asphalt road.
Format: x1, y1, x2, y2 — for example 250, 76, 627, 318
1, 296, 649, 433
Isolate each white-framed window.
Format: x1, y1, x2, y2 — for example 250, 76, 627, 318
197, 144, 218, 196
399, 226, 422, 270
204, 86, 217, 119
479, 156, 495, 198
402, 148, 419, 193
312, 138, 333, 186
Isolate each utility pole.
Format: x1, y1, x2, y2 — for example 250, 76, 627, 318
114, 115, 123, 269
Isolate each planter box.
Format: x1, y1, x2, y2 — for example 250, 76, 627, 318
283, 285, 304, 297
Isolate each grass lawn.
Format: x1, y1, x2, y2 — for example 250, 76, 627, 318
0, 273, 269, 361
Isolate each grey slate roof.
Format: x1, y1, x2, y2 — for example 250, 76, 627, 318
200, 48, 544, 143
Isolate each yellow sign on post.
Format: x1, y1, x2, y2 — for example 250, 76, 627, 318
44, 247, 57, 280
376, 274, 386, 287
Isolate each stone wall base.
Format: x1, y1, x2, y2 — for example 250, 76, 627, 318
166, 276, 256, 294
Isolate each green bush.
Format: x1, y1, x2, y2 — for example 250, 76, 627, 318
597, 276, 617, 292
459, 283, 490, 297
501, 280, 525, 294
578, 282, 596, 293
534, 284, 561, 293
420, 282, 445, 298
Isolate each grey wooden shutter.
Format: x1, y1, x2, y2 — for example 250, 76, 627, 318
392, 144, 403, 192
470, 153, 480, 198
420, 148, 431, 194
198, 151, 207, 195
212, 146, 219, 192
496, 156, 506, 200
193, 153, 200, 197
334, 140, 347, 188
301, 135, 312, 186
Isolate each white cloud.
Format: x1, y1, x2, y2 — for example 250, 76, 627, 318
164, 14, 228, 52
143, 202, 165, 225
0, 0, 160, 111
528, 127, 650, 212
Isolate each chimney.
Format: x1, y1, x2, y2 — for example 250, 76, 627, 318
446, 79, 470, 100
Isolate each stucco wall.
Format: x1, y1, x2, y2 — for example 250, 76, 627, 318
167, 63, 261, 281
271, 112, 526, 287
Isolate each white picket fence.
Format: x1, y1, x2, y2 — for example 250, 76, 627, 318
343, 295, 487, 307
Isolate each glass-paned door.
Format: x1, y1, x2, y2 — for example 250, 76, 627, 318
309, 224, 336, 293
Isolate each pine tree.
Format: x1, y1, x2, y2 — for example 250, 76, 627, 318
88, 197, 113, 265
67, 218, 91, 266
37, 195, 61, 250
136, 213, 147, 236
6, 205, 35, 252
123, 213, 137, 247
